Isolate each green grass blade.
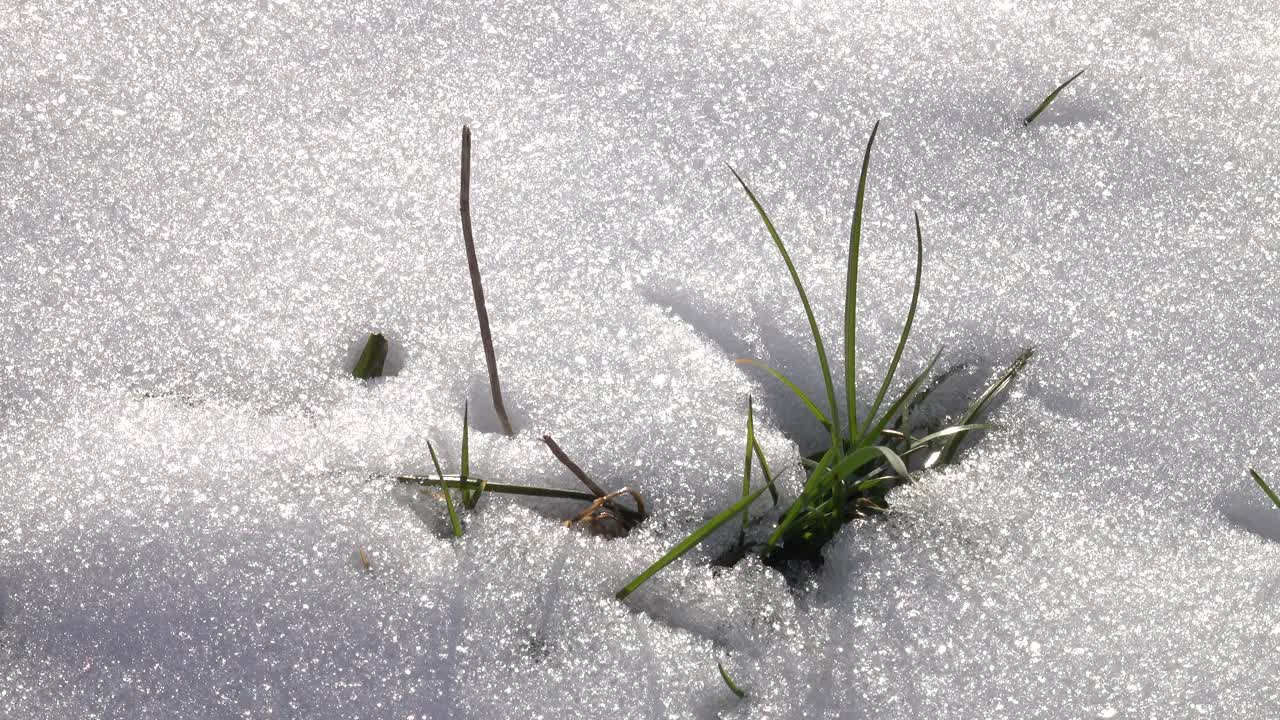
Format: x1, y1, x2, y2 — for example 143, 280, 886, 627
740, 396, 756, 535
826, 444, 908, 482
751, 436, 779, 506
862, 348, 943, 445
736, 358, 833, 431
862, 210, 924, 442
845, 120, 880, 442
398, 474, 597, 502
729, 165, 841, 450
460, 401, 475, 508
427, 441, 463, 538
718, 661, 747, 699
938, 347, 1035, 464
616, 483, 772, 600
1024, 68, 1086, 126
1250, 469, 1280, 510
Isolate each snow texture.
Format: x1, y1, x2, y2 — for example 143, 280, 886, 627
2, 0, 1279, 718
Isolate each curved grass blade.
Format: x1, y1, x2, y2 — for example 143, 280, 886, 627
845, 120, 880, 441
616, 482, 772, 600
728, 165, 841, 449
736, 359, 832, 431
861, 348, 944, 446
862, 210, 924, 441
1250, 469, 1280, 510
718, 661, 747, 699
427, 441, 463, 538
938, 347, 1035, 464
1024, 69, 1086, 126
827, 444, 910, 484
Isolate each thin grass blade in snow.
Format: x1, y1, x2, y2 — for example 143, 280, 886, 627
735, 359, 832, 431
1250, 469, 1280, 511
844, 120, 879, 442
1024, 69, 1087, 126
938, 347, 1035, 465
427, 441, 463, 538
718, 661, 747, 699
860, 211, 925, 444
729, 165, 842, 450
616, 483, 771, 601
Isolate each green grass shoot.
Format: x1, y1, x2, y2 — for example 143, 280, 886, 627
352, 333, 388, 379
459, 402, 488, 509
718, 661, 747, 699
1250, 469, 1280, 511
936, 347, 1035, 465
1024, 69, 1086, 126
427, 441, 463, 538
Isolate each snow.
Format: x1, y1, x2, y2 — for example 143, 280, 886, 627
3, 0, 1279, 717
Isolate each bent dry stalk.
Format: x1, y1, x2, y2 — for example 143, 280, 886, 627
460, 126, 515, 436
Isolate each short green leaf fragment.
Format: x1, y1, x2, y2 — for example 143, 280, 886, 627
1250, 468, 1280, 511
1024, 69, 1087, 126
718, 661, 747, 699
352, 333, 389, 379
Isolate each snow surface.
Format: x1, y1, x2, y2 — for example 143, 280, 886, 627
2, 0, 1279, 717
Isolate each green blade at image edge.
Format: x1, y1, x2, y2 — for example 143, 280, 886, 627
617, 483, 772, 600
1250, 469, 1280, 510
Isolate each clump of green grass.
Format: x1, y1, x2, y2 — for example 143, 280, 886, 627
1024, 69, 1086, 126
617, 123, 1032, 599
1250, 468, 1280, 511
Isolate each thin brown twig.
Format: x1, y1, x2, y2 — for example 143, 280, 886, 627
542, 434, 647, 527
460, 125, 514, 436
542, 434, 609, 498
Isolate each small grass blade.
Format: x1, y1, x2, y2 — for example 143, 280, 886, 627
861, 211, 924, 442
729, 165, 842, 450
427, 441, 463, 538
352, 333, 388, 379
736, 359, 833, 431
460, 402, 485, 509
938, 347, 1035, 464
740, 396, 756, 537
845, 120, 880, 442
718, 661, 747, 699
1250, 469, 1280, 510
398, 474, 598, 502
617, 483, 772, 600
1024, 69, 1086, 126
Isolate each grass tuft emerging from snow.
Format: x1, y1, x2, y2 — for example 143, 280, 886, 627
619, 124, 1032, 598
